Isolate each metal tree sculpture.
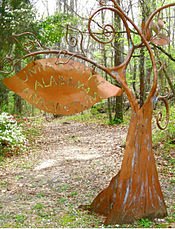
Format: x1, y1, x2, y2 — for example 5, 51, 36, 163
0, 0, 174, 225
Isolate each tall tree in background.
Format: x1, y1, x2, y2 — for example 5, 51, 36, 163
0, 0, 35, 113
113, 0, 123, 122
100, 3, 113, 123
138, 0, 150, 107
0, 0, 12, 110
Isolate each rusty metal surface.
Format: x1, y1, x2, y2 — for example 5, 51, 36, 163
3, 58, 122, 115
90, 100, 168, 225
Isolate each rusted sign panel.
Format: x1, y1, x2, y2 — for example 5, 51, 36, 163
3, 58, 122, 115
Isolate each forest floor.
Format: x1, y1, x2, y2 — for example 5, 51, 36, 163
0, 115, 174, 228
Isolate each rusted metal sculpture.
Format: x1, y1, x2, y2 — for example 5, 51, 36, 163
0, 0, 174, 225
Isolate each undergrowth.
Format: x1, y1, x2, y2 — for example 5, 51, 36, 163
0, 113, 41, 161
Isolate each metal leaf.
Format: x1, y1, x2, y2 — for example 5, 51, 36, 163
142, 21, 152, 41
157, 19, 164, 29
151, 33, 170, 46
145, 27, 152, 41
150, 21, 159, 34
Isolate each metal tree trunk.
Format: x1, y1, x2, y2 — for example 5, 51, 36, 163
90, 99, 167, 225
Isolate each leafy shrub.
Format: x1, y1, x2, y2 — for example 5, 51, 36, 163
138, 218, 153, 227
0, 112, 26, 153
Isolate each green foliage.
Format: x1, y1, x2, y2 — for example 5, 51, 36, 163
0, 80, 9, 110
0, 0, 37, 115
166, 213, 175, 223
90, 102, 104, 115
57, 198, 68, 204
138, 218, 153, 227
37, 193, 44, 198
0, 0, 35, 56
35, 12, 76, 47
0, 112, 26, 155
13, 214, 26, 224
33, 203, 43, 210
109, 117, 122, 125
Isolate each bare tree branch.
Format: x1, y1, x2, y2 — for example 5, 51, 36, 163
152, 43, 175, 62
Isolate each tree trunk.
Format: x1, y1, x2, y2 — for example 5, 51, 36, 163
114, 94, 123, 123
139, 48, 145, 107
103, 47, 112, 123
14, 94, 22, 114
90, 100, 167, 225
132, 59, 138, 99
14, 59, 22, 114
113, 1, 123, 123
101, 9, 112, 123
163, 68, 175, 98
0, 80, 9, 111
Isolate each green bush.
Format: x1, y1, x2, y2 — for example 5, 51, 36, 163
0, 112, 26, 153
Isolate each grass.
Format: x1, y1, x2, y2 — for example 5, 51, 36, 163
37, 193, 44, 198
54, 112, 109, 125
138, 218, 153, 227
33, 203, 43, 210
0, 200, 103, 228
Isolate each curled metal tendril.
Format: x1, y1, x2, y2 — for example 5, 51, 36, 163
55, 50, 76, 65
12, 32, 49, 53
98, 0, 106, 7
66, 25, 85, 56
66, 25, 78, 47
88, 9, 116, 44
24, 40, 37, 52
0, 32, 49, 74
69, 36, 78, 47
0, 57, 14, 74
155, 87, 169, 130
103, 24, 116, 39
156, 97, 169, 130
159, 86, 170, 98
98, 0, 115, 7
88, 7, 131, 45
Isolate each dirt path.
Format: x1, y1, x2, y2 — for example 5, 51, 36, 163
0, 119, 174, 227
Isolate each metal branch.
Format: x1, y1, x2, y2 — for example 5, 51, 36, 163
12, 32, 49, 53
66, 25, 86, 56
88, 6, 131, 45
